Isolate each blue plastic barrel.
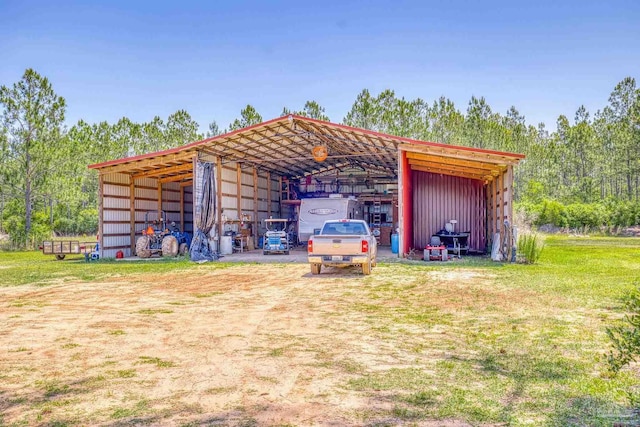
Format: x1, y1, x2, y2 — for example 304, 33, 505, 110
391, 233, 399, 254
258, 236, 264, 248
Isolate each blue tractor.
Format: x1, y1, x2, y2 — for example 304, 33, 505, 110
135, 211, 192, 258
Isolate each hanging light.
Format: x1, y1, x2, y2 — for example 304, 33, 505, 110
312, 145, 328, 162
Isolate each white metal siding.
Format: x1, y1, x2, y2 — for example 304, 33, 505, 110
98, 157, 282, 258
100, 172, 196, 258
101, 172, 132, 258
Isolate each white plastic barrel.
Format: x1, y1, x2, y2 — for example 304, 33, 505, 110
220, 235, 233, 255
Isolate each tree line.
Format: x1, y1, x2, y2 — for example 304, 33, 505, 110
1, 69, 639, 247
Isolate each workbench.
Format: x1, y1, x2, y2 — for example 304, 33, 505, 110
433, 232, 470, 256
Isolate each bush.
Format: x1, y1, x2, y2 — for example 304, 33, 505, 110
606, 283, 640, 373
3, 214, 26, 248
606, 201, 640, 227
1, 200, 53, 249
28, 211, 53, 248
53, 217, 76, 235
517, 233, 544, 264
52, 208, 98, 236
565, 203, 608, 228
535, 200, 568, 228
76, 208, 98, 235
521, 180, 545, 204
514, 202, 540, 227
517, 198, 640, 232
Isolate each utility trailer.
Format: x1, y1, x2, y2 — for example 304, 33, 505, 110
41, 240, 98, 261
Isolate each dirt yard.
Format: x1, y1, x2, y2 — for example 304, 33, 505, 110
2, 243, 639, 426
0, 263, 478, 426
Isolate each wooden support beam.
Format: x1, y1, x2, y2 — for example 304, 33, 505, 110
253, 167, 258, 243
408, 158, 497, 176
506, 165, 514, 224
192, 155, 198, 234
180, 185, 184, 233
266, 171, 271, 218
298, 122, 388, 171
278, 176, 282, 217
98, 151, 196, 175
487, 181, 493, 245
158, 172, 193, 184
317, 123, 397, 171
400, 144, 521, 166
157, 180, 162, 220
98, 174, 104, 258
251, 126, 315, 170
481, 184, 486, 251
216, 156, 223, 242
492, 177, 497, 240
410, 165, 487, 181
199, 135, 293, 176
263, 124, 366, 177
237, 163, 242, 218
132, 162, 193, 179
405, 151, 506, 172
196, 147, 219, 161
130, 176, 135, 254
498, 171, 504, 232
485, 182, 490, 250
180, 180, 193, 188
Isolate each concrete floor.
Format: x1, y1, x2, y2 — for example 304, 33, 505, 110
219, 245, 399, 263
120, 245, 400, 263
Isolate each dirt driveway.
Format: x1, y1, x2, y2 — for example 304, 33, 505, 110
1, 262, 477, 426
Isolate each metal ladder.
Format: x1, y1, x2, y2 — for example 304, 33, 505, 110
281, 178, 290, 201
371, 197, 382, 226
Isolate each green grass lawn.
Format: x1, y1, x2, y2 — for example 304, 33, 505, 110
0, 251, 234, 287
345, 235, 640, 425
1, 235, 640, 426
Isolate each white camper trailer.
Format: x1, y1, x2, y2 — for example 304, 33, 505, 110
298, 197, 363, 243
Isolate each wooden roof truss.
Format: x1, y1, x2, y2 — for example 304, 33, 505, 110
89, 115, 523, 187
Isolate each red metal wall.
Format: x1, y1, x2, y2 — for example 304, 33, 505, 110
401, 151, 413, 253
411, 171, 487, 252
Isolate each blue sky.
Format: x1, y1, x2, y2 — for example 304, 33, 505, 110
1, 0, 639, 134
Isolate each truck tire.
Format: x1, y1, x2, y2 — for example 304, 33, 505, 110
162, 235, 179, 257
178, 243, 188, 255
362, 260, 372, 275
311, 263, 321, 275
284, 250, 290, 255
55, 254, 66, 261
136, 236, 152, 258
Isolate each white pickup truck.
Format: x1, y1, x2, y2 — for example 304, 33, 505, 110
307, 219, 377, 275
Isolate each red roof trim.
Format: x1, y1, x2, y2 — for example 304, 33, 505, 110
88, 114, 524, 170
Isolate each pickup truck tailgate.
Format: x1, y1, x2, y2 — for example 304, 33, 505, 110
310, 235, 365, 257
